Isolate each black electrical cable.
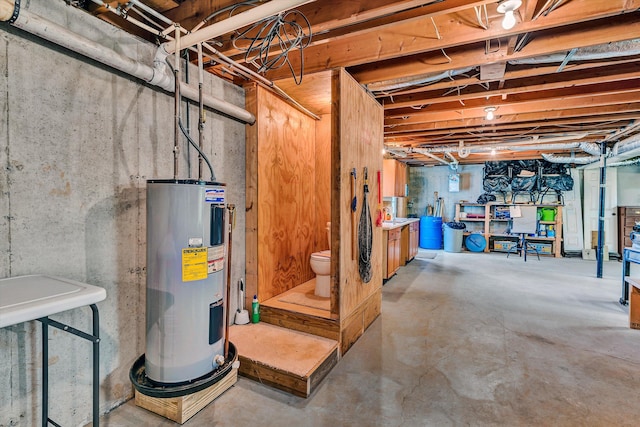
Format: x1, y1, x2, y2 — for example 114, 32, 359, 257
231, 9, 312, 85
178, 118, 216, 182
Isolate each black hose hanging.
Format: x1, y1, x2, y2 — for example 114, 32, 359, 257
358, 167, 373, 283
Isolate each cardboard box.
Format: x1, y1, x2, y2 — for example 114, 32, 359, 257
494, 240, 517, 252
582, 247, 609, 261
591, 231, 606, 249
530, 242, 552, 255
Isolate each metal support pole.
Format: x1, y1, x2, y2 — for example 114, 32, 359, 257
42, 318, 48, 427
596, 142, 607, 278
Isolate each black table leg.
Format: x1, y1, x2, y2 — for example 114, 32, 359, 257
38, 306, 100, 426
91, 304, 100, 427
621, 257, 630, 305
42, 318, 48, 427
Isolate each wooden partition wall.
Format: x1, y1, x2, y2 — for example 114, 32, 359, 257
333, 69, 384, 353
245, 84, 321, 303
246, 69, 383, 355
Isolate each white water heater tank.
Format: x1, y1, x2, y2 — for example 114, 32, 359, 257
145, 180, 227, 384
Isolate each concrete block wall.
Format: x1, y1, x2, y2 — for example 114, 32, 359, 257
408, 164, 484, 221
0, 1, 246, 425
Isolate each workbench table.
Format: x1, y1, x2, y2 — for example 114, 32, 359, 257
620, 247, 640, 306
0, 275, 106, 426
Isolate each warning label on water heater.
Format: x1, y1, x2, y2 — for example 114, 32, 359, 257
182, 247, 208, 282
208, 245, 225, 274
205, 188, 225, 204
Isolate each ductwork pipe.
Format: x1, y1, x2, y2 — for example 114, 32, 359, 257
413, 141, 583, 154
508, 40, 640, 65
541, 153, 599, 164
162, 0, 315, 54
412, 148, 451, 166
609, 157, 640, 167
613, 132, 640, 156
579, 142, 602, 156
385, 148, 409, 158
368, 67, 475, 93
2, 1, 255, 124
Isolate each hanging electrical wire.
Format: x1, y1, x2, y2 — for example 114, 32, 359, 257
231, 9, 312, 85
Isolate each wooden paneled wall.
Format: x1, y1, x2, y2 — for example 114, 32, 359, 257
315, 114, 332, 253
333, 69, 384, 351
245, 84, 319, 302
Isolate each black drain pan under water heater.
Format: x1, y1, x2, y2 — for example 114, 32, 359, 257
131, 179, 235, 397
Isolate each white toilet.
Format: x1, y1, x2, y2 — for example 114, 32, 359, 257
310, 222, 331, 298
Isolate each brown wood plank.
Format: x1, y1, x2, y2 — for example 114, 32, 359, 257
244, 83, 259, 310
260, 306, 340, 340
265, 1, 640, 81
382, 65, 640, 110
337, 69, 384, 324
245, 85, 318, 302
134, 367, 237, 424
238, 355, 309, 397
384, 91, 640, 126
352, 14, 640, 85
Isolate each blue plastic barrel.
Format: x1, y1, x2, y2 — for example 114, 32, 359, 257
420, 216, 443, 249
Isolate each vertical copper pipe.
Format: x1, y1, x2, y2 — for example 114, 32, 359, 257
197, 43, 204, 181
224, 204, 236, 359
173, 25, 181, 179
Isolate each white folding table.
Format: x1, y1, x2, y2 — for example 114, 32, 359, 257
0, 275, 106, 427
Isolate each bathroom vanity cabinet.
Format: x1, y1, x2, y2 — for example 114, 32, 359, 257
384, 227, 402, 279
383, 219, 420, 279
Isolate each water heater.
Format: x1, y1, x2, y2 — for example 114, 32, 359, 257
145, 180, 226, 384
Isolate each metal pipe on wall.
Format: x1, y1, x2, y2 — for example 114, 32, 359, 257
224, 204, 236, 360
173, 26, 181, 179
0, 1, 255, 124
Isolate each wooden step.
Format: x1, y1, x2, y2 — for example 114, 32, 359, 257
229, 323, 339, 398
260, 279, 340, 341
260, 305, 340, 341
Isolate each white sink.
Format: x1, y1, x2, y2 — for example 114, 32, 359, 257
383, 218, 411, 226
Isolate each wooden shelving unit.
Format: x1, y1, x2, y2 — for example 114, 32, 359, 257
454, 203, 563, 257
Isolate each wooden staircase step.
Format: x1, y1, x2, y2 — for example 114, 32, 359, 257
229, 323, 339, 397
260, 305, 340, 341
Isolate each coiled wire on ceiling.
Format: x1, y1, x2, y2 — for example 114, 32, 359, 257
230, 7, 312, 85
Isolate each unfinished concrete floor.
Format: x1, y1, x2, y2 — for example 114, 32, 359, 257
100, 251, 640, 426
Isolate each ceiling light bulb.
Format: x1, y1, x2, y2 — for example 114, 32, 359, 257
502, 10, 516, 29
497, 0, 522, 30
491, 148, 496, 155
484, 106, 497, 120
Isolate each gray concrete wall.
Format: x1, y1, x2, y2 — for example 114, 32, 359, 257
617, 165, 640, 206
408, 164, 484, 221
410, 163, 640, 220
0, 1, 246, 425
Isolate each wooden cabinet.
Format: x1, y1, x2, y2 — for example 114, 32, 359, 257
408, 221, 419, 261
382, 159, 407, 197
395, 161, 407, 197
384, 220, 419, 279
383, 227, 402, 279
454, 203, 564, 257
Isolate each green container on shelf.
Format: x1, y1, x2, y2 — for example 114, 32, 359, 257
539, 207, 557, 221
